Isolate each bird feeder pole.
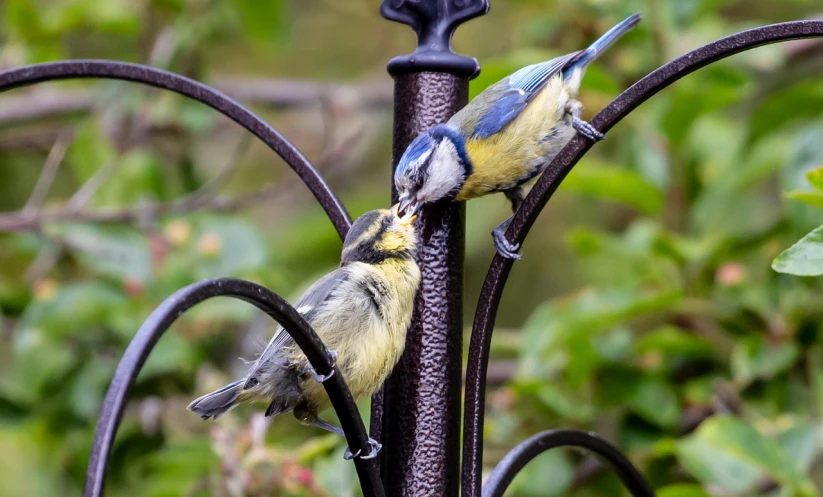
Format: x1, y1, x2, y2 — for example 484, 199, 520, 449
374, 1, 489, 495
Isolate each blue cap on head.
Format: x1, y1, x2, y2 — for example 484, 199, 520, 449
396, 133, 434, 178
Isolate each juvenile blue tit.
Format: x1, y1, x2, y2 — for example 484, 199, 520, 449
394, 13, 641, 259
188, 207, 420, 459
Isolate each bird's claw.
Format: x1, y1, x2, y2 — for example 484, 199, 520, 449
492, 228, 522, 260
572, 116, 605, 142
344, 438, 382, 460
302, 349, 338, 383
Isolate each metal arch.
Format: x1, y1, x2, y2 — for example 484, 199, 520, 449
0, 60, 352, 238
83, 278, 384, 497
462, 19, 823, 497
482, 430, 654, 497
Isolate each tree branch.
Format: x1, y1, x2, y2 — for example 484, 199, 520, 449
22, 129, 73, 213
0, 124, 365, 232
0, 77, 392, 127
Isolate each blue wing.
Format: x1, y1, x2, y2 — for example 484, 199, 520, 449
472, 52, 581, 139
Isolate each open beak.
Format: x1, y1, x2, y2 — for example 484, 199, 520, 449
398, 197, 420, 218
400, 211, 418, 226
391, 203, 416, 225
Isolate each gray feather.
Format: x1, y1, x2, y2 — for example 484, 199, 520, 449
244, 270, 350, 382
187, 379, 243, 420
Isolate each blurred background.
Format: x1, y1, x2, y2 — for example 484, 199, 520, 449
1, 0, 823, 495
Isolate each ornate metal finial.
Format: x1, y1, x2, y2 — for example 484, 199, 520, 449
381, 0, 490, 79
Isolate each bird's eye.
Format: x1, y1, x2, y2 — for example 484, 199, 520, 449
244, 377, 259, 389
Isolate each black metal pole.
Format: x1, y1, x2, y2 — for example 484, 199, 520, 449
374, 1, 488, 495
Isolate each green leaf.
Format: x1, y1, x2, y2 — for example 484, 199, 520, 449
316, 447, 358, 497
635, 325, 715, 359
139, 439, 220, 497
772, 225, 823, 276
0, 422, 69, 496
676, 415, 816, 496
0, 327, 75, 404
806, 165, 823, 191
3, 0, 44, 40
749, 80, 823, 144
731, 336, 799, 384
193, 216, 268, 278
537, 383, 595, 422
67, 119, 116, 183
629, 378, 680, 429
98, 149, 169, 207
562, 160, 664, 214
18, 281, 126, 338
231, 0, 288, 44
47, 224, 152, 283
777, 423, 820, 474
810, 348, 823, 418
786, 190, 823, 209
43, 0, 140, 35
137, 332, 197, 381
519, 287, 681, 379
657, 483, 712, 497
781, 126, 823, 237
510, 449, 574, 497
68, 357, 117, 420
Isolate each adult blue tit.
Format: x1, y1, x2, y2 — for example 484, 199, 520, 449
394, 13, 641, 259
188, 206, 420, 459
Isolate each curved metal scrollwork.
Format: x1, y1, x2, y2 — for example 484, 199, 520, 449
0, 60, 352, 238
462, 19, 823, 497
482, 430, 654, 497
83, 278, 384, 497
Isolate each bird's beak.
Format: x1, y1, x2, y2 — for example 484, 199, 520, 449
398, 197, 411, 216
395, 200, 419, 225
398, 197, 420, 219
400, 211, 418, 226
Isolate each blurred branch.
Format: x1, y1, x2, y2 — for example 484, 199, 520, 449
22, 129, 73, 214
65, 160, 117, 211
179, 133, 252, 206
0, 125, 364, 232
0, 77, 392, 128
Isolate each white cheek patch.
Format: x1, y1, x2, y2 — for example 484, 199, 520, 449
419, 138, 464, 202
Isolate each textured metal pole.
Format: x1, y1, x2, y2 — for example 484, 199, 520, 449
383, 73, 467, 496
374, 1, 488, 495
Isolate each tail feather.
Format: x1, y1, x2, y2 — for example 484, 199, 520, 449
188, 379, 243, 420
566, 13, 641, 73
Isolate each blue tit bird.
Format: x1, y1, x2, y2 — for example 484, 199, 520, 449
394, 13, 641, 259
188, 206, 420, 459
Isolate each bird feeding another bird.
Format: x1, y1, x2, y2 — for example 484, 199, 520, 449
394, 13, 642, 259
188, 206, 420, 459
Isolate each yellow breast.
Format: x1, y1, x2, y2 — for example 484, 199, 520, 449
296, 260, 420, 413
457, 75, 572, 200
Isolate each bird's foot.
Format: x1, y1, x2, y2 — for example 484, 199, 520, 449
301, 349, 338, 383
492, 225, 522, 260
344, 438, 382, 460
572, 116, 605, 142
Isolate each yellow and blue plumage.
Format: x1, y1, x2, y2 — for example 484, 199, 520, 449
394, 13, 641, 259
188, 207, 420, 459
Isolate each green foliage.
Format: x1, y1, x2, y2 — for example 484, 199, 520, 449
2, 0, 823, 496
774, 165, 823, 275
676, 416, 817, 496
